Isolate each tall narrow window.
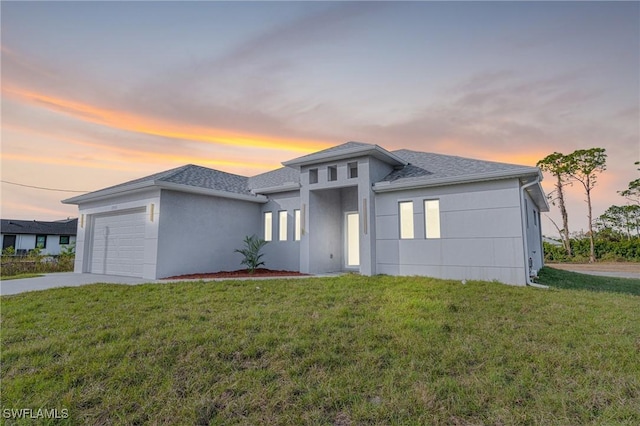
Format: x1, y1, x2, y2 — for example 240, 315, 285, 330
309, 168, 318, 184
294, 209, 301, 241
399, 201, 414, 239
264, 212, 273, 241
328, 165, 337, 181
348, 162, 358, 179
424, 200, 441, 239
279, 210, 288, 241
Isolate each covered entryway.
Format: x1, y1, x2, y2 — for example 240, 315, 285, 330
88, 208, 146, 277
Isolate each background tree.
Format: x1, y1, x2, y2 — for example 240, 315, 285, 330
564, 148, 607, 263
618, 161, 639, 204
537, 152, 572, 256
597, 204, 640, 240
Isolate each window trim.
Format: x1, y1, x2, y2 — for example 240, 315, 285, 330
424, 199, 441, 239
278, 210, 288, 241
348, 162, 358, 179
328, 165, 338, 182
399, 201, 414, 239
294, 209, 301, 241
59, 235, 71, 245
309, 168, 318, 184
36, 234, 47, 249
264, 212, 273, 242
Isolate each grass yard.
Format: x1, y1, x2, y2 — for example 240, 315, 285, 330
2, 275, 639, 425
538, 266, 640, 296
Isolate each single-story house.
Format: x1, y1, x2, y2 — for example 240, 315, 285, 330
63, 142, 548, 285
1, 218, 78, 255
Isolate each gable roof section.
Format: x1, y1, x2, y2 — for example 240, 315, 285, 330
248, 166, 300, 194
385, 150, 539, 183
63, 164, 266, 205
1, 218, 78, 235
375, 149, 548, 211
282, 141, 407, 168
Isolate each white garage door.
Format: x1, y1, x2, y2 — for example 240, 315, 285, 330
90, 208, 146, 277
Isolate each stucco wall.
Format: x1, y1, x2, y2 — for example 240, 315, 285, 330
375, 179, 529, 285
260, 190, 301, 272
156, 190, 262, 278
523, 190, 544, 275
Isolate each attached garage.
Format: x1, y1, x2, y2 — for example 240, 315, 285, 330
89, 208, 146, 277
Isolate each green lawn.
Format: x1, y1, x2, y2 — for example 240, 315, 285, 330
538, 266, 640, 296
2, 275, 639, 425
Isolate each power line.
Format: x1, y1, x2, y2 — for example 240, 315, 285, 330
1, 180, 88, 193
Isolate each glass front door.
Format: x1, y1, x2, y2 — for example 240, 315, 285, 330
346, 212, 360, 267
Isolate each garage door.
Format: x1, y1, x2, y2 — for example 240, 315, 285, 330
90, 208, 146, 277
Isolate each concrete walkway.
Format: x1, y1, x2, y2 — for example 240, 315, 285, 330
0, 273, 160, 296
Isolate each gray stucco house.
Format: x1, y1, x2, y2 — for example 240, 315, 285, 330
63, 142, 548, 285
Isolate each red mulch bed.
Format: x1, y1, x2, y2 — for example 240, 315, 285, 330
164, 268, 309, 280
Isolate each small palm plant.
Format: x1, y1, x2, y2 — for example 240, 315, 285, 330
234, 235, 268, 274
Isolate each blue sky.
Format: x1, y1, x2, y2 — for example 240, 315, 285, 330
1, 1, 638, 236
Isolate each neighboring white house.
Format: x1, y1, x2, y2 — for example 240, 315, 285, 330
1, 218, 78, 255
63, 142, 548, 285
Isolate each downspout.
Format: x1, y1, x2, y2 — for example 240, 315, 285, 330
520, 178, 549, 289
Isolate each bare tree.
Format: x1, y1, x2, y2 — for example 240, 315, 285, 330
537, 152, 572, 256
564, 148, 607, 263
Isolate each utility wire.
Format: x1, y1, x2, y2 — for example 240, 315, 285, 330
1, 180, 88, 193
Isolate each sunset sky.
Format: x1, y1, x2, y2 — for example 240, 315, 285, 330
1, 1, 638, 237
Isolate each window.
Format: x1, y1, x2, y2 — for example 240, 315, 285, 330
36, 235, 47, 249
2, 235, 16, 250
399, 201, 414, 239
348, 162, 358, 179
264, 212, 273, 241
533, 209, 538, 226
424, 200, 441, 239
60, 235, 70, 245
294, 209, 301, 241
328, 165, 338, 181
309, 168, 318, 184
279, 211, 288, 241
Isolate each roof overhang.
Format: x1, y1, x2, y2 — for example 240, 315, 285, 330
62, 181, 268, 205
251, 182, 301, 195
282, 144, 408, 169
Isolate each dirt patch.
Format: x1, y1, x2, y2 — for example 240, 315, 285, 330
164, 268, 309, 280
548, 262, 640, 274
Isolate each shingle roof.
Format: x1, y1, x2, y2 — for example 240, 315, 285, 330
94, 164, 252, 195
384, 150, 537, 183
1, 219, 78, 235
64, 143, 542, 204
248, 167, 300, 191
161, 165, 251, 195
286, 141, 374, 164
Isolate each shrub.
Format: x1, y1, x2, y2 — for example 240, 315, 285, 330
234, 235, 268, 274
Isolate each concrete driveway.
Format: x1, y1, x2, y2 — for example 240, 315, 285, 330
1, 273, 159, 296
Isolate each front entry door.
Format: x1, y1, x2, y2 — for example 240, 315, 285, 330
346, 212, 360, 267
